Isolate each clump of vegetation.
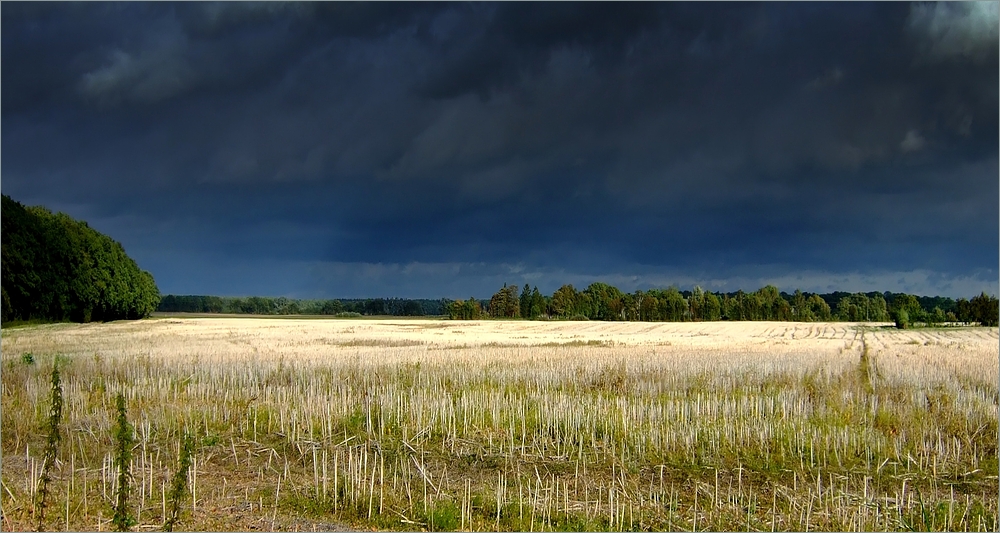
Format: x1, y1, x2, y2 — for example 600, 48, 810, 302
163, 433, 195, 532
33, 363, 63, 531
894, 309, 910, 329
112, 393, 136, 532
447, 297, 485, 319
334, 311, 363, 318
427, 500, 460, 531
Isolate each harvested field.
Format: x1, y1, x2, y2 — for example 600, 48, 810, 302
2, 318, 997, 531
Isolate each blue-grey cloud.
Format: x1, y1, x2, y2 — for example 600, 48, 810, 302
2, 2, 996, 299
907, 1, 999, 64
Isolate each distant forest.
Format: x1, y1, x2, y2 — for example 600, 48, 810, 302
2, 195, 160, 323
158, 283, 999, 327
157, 295, 443, 317
3, 195, 996, 327
464, 283, 999, 327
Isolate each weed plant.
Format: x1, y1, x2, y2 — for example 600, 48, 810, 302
162, 433, 194, 531
112, 393, 135, 532
33, 363, 63, 531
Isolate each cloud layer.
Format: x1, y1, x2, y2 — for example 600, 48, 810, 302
3, 2, 997, 298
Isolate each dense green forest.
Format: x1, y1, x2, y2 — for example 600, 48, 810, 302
157, 284, 998, 328
453, 282, 998, 327
1, 195, 160, 323
157, 295, 446, 316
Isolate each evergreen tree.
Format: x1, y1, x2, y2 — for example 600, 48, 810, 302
970, 292, 999, 327
520, 284, 531, 318
530, 286, 545, 319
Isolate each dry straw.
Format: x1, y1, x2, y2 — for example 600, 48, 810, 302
1, 319, 997, 530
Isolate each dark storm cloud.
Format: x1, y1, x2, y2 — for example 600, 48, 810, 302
2, 2, 996, 298
411, 3, 665, 100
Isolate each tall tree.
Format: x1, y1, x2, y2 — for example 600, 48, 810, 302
970, 292, 999, 327
703, 291, 722, 321
639, 292, 658, 321
657, 287, 687, 321
807, 294, 832, 321
836, 294, 863, 321
890, 294, 924, 324
530, 286, 545, 319
520, 284, 531, 319
955, 298, 972, 324
689, 286, 704, 321
551, 284, 578, 318
488, 283, 520, 318
608, 296, 625, 321
755, 285, 781, 320
869, 294, 890, 322
583, 282, 625, 320
791, 290, 812, 321
2, 195, 159, 323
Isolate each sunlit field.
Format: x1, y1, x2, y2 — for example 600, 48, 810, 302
2, 318, 997, 531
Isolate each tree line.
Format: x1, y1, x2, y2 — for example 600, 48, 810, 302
8, 193, 992, 328
157, 295, 445, 316
447, 282, 998, 327
2, 195, 160, 323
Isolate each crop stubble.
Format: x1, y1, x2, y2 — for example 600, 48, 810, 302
1, 319, 997, 531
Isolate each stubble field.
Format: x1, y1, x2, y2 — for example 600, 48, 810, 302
2, 318, 997, 531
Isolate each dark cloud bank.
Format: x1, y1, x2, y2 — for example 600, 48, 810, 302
3, 2, 997, 299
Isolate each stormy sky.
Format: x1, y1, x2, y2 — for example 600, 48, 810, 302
2, 2, 998, 299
